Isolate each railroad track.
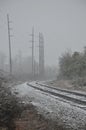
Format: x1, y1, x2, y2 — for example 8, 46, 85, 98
36, 82, 86, 97
27, 82, 86, 109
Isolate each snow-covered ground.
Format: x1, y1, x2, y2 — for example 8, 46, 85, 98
12, 82, 86, 130
29, 82, 86, 102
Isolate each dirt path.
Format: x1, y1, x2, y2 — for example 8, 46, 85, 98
15, 104, 66, 130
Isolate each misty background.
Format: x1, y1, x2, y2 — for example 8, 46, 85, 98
0, 0, 86, 80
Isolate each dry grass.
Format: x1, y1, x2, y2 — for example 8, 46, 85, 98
47, 79, 86, 92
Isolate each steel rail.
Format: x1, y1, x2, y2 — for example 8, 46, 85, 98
37, 82, 86, 97
27, 83, 86, 106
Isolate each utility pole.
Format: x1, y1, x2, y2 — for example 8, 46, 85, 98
18, 50, 22, 74
7, 14, 12, 75
29, 27, 35, 79
39, 32, 45, 78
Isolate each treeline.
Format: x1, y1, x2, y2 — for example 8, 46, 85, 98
0, 51, 57, 81
58, 47, 86, 79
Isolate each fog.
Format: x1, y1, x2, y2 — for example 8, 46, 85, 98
0, 0, 86, 80
0, 0, 86, 65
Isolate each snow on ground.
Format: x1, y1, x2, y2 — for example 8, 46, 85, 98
12, 82, 86, 130
30, 82, 86, 102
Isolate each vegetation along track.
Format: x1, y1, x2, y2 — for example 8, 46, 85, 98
27, 82, 86, 109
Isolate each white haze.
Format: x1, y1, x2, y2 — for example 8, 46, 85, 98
0, 0, 86, 66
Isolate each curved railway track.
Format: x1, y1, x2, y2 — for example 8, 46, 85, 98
27, 82, 86, 109
36, 82, 86, 97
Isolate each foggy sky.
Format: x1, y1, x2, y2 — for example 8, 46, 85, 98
0, 0, 86, 66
